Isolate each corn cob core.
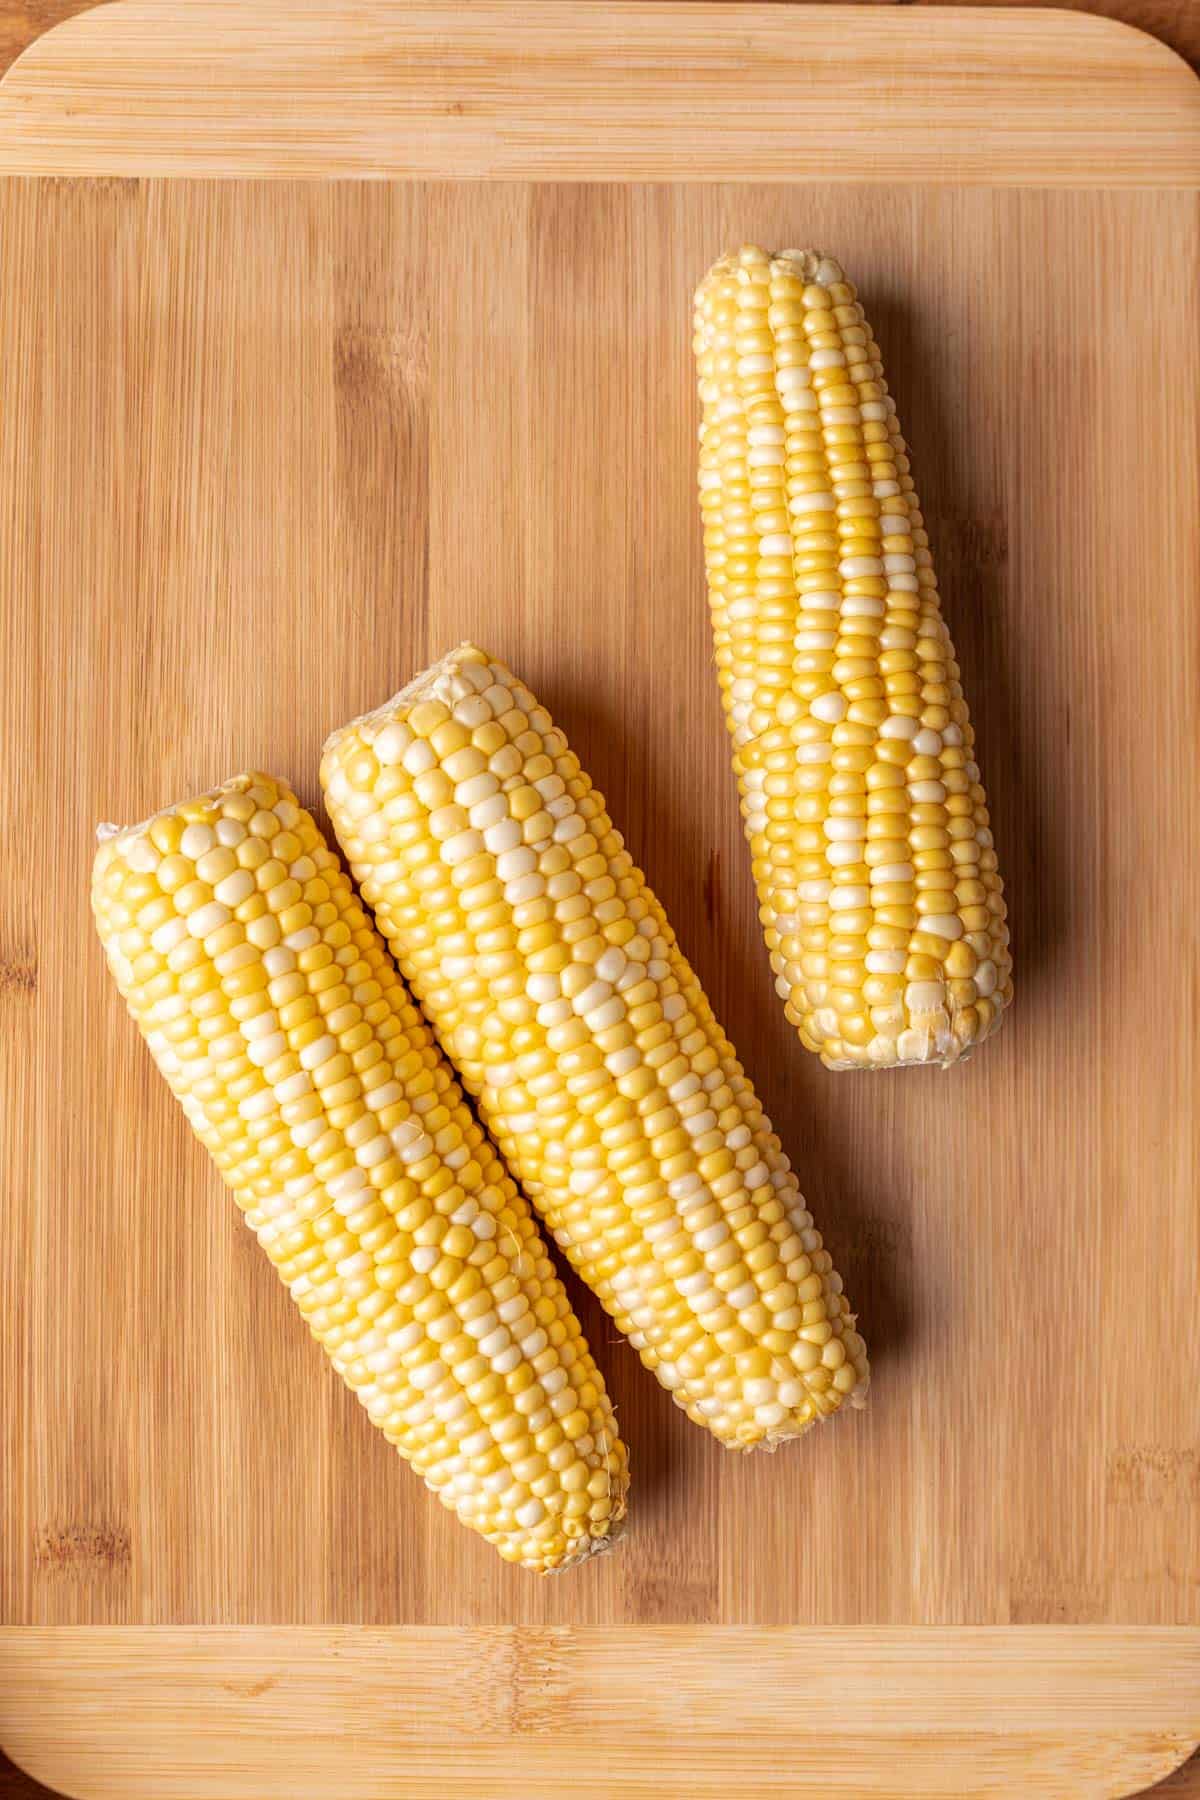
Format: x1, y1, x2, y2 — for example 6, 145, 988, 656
322, 649, 868, 1450
694, 246, 1012, 1070
91, 772, 628, 1570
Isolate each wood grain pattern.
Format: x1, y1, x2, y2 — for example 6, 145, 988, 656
1, 5, 1200, 1796
3, 171, 1199, 1630
4, 0, 1200, 88
0, 2, 1197, 184
0, 1628, 1197, 1799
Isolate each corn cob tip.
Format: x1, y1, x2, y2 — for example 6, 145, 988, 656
696, 245, 847, 312
321, 644, 490, 770
549, 1505, 627, 1571
92, 770, 293, 862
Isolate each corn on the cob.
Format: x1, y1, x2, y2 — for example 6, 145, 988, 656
322, 649, 868, 1450
91, 772, 628, 1570
694, 246, 1012, 1070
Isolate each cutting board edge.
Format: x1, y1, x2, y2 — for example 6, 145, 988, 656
2, 1628, 1200, 1800
0, 1, 1197, 184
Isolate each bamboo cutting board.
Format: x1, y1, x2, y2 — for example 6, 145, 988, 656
1, 5, 1199, 1796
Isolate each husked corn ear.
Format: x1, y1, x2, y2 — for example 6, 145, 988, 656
91, 772, 628, 1571
322, 649, 868, 1450
694, 246, 1012, 1070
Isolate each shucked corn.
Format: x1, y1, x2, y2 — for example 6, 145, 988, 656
91, 772, 628, 1570
322, 648, 868, 1450
694, 246, 1012, 1069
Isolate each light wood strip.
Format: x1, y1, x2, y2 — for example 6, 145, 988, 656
0, 2, 1196, 183
0, 1629, 1198, 1799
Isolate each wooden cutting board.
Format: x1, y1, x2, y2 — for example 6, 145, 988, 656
1, 5, 1199, 1796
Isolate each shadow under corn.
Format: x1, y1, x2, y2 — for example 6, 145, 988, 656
870, 287, 1071, 1003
